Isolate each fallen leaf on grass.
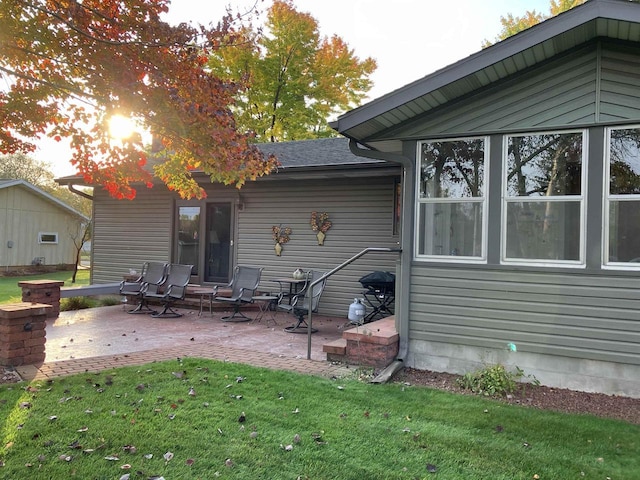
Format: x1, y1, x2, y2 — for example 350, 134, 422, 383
163, 451, 174, 462
426, 463, 438, 473
104, 455, 120, 461
186, 458, 195, 466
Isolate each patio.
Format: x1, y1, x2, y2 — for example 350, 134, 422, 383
41, 304, 346, 364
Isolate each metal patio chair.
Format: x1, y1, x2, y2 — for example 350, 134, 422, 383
119, 261, 168, 314
279, 270, 327, 334
213, 265, 263, 322
143, 263, 193, 318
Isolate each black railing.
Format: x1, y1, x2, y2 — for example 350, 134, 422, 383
304, 247, 402, 359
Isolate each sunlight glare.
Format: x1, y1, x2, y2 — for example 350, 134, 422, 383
108, 114, 136, 140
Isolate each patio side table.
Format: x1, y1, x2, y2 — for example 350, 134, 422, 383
252, 295, 279, 325
190, 287, 215, 316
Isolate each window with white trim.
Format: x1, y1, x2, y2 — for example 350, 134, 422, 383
502, 131, 586, 264
416, 137, 488, 260
38, 232, 58, 244
605, 126, 640, 265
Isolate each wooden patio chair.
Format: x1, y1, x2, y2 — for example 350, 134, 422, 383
143, 263, 193, 318
213, 265, 263, 322
119, 261, 168, 314
279, 270, 327, 334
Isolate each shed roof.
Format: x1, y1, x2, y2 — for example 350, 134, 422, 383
0, 179, 88, 220
331, 0, 640, 152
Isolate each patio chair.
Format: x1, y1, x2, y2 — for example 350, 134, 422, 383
119, 261, 168, 314
213, 265, 263, 322
143, 263, 193, 318
279, 270, 327, 334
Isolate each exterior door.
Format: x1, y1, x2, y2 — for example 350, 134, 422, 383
205, 203, 233, 283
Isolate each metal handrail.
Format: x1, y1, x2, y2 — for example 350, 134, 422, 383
304, 247, 402, 359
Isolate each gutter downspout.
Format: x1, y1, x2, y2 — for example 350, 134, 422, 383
347, 139, 414, 377
66, 183, 93, 201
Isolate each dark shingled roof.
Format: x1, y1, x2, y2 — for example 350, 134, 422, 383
256, 137, 384, 168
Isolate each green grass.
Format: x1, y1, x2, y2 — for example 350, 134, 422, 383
1, 359, 638, 479
0, 270, 90, 304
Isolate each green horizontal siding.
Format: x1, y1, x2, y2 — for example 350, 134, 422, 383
409, 265, 640, 366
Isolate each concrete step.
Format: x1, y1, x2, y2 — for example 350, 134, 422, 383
322, 338, 347, 355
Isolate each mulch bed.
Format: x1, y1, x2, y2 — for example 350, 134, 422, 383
394, 368, 640, 425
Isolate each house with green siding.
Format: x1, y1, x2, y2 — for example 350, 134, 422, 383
69, 137, 401, 318
331, 0, 640, 397
61, 0, 640, 397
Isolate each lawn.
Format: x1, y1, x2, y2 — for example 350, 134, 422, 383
1, 358, 638, 479
0, 269, 90, 304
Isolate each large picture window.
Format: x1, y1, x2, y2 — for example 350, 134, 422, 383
605, 126, 640, 266
502, 131, 586, 264
416, 137, 487, 260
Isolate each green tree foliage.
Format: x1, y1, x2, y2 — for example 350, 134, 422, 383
207, 0, 376, 142
484, 0, 586, 46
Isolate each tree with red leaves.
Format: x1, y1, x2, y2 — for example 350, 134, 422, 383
0, 0, 277, 199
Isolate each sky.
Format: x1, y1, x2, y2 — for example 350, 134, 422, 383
37, 0, 552, 177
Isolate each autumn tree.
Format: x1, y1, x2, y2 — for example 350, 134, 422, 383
484, 0, 586, 46
207, 0, 377, 142
0, 0, 277, 200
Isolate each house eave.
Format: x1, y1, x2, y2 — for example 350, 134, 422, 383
333, 0, 640, 143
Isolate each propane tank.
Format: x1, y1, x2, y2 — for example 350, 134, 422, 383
348, 298, 365, 325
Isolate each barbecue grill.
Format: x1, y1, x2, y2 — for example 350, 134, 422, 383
358, 271, 395, 323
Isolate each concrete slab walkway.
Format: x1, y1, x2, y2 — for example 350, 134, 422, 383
13, 305, 353, 382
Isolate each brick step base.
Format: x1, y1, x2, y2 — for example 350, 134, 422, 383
323, 316, 398, 369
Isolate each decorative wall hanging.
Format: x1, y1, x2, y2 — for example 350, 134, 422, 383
310, 211, 332, 245
272, 225, 292, 256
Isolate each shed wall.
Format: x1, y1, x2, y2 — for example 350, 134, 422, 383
0, 186, 81, 268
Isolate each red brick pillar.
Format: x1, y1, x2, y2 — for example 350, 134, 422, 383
0, 303, 51, 366
18, 280, 64, 318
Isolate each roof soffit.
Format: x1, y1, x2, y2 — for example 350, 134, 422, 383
333, 0, 640, 142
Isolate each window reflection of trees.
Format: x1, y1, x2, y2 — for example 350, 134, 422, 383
505, 132, 583, 262
420, 139, 485, 198
609, 129, 640, 195
418, 139, 485, 258
607, 128, 640, 263
507, 133, 582, 197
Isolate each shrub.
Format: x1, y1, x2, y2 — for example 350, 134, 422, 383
457, 364, 525, 397
98, 296, 121, 306
60, 296, 98, 311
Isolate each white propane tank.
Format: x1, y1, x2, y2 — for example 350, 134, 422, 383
348, 298, 365, 324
